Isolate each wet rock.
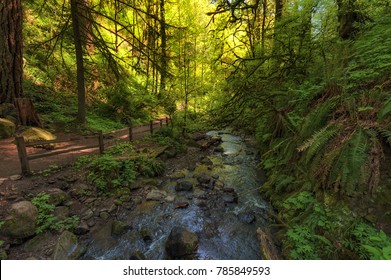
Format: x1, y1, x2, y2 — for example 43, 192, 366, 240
1, 201, 38, 239
174, 202, 189, 209
195, 173, 212, 185
112, 220, 127, 236
74, 220, 90, 235
53, 230, 85, 260
46, 188, 69, 206
222, 194, 238, 203
165, 227, 199, 259
146, 190, 167, 201
165, 195, 175, 203
176, 178, 197, 192
140, 228, 153, 242
90, 221, 117, 253
129, 251, 146, 260
237, 212, 256, 224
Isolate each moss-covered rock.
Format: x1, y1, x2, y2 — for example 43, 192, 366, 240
0, 118, 15, 139
20, 127, 56, 142
1, 201, 38, 239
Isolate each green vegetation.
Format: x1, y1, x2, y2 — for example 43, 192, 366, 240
31, 193, 79, 234
1, 0, 391, 260
75, 142, 165, 193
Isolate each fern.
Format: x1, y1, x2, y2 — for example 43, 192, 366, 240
328, 128, 369, 193
300, 97, 339, 139
299, 124, 340, 164
378, 99, 391, 120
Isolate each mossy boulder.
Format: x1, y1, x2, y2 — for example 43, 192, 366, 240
46, 188, 69, 206
20, 127, 56, 142
0, 118, 15, 139
1, 201, 38, 239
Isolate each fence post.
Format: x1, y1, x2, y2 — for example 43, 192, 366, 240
160, 119, 163, 128
150, 120, 154, 134
128, 124, 133, 142
166, 117, 169, 126
15, 136, 30, 175
98, 131, 104, 154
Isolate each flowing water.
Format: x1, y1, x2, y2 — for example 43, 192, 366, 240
83, 131, 269, 260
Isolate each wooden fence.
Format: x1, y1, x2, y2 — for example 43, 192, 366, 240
15, 117, 171, 175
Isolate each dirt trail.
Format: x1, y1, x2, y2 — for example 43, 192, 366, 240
0, 119, 168, 178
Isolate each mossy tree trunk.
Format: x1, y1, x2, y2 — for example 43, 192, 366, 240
0, 0, 23, 104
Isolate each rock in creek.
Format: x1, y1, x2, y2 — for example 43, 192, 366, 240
53, 231, 85, 260
176, 178, 197, 192
174, 202, 189, 209
165, 227, 199, 260
146, 190, 167, 201
237, 212, 256, 224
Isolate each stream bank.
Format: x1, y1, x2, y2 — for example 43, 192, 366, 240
0, 130, 273, 260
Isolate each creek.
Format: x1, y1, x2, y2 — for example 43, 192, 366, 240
82, 131, 269, 260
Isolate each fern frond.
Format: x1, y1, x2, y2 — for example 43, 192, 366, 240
378, 98, 391, 120
378, 128, 391, 145
300, 97, 339, 139
298, 124, 340, 164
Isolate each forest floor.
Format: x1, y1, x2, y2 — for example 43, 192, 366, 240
0, 118, 167, 178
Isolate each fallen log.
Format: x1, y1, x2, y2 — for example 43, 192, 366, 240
256, 227, 280, 260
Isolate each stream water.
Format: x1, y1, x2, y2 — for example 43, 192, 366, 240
83, 131, 269, 260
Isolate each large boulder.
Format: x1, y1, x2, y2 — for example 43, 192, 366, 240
165, 227, 199, 259
53, 230, 84, 260
1, 201, 38, 239
0, 118, 15, 139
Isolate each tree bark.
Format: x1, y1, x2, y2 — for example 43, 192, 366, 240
71, 0, 86, 124
159, 0, 167, 98
0, 0, 23, 104
336, 0, 362, 40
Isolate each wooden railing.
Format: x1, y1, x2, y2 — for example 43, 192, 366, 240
15, 117, 171, 175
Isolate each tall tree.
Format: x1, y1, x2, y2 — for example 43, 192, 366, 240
0, 0, 23, 104
71, 0, 86, 124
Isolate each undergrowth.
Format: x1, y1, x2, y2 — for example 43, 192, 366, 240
279, 192, 391, 260
75, 142, 165, 193
31, 193, 79, 234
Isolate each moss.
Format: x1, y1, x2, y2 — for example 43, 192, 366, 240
20, 127, 56, 142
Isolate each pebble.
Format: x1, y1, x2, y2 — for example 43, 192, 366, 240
0, 178, 7, 185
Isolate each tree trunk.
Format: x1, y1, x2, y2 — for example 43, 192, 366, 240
336, 0, 362, 40
159, 0, 167, 99
71, 0, 86, 124
0, 0, 23, 104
